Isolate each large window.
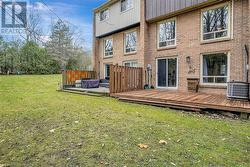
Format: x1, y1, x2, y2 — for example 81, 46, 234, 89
121, 0, 132, 12
124, 31, 137, 54
104, 39, 113, 57
157, 58, 178, 88
100, 9, 109, 21
202, 4, 230, 41
202, 53, 228, 84
158, 19, 176, 48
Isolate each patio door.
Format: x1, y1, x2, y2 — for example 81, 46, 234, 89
156, 57, 178, 89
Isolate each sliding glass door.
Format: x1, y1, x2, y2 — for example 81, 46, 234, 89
157, 58, 178, 89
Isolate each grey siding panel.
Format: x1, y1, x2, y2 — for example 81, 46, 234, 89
95, 0, 140, 37
146, 0, 210, 21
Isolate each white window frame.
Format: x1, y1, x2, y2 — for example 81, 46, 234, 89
200, 52, 230, 86
157, 18, 177, 49
201, 2, 232, 42
124, 30, 137, 54
123, 60, 138, 67
156, 56, 179, 90
120, 0, 133, 13
103, 38, 113, 58
100, 9, 109, 21
104, 64, 111, 78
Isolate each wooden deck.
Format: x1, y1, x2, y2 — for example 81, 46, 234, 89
112, 90, 250, 113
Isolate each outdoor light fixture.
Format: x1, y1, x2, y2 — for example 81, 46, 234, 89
186, 56, 191, 64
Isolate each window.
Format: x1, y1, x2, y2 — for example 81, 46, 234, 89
202, 53, 228, 84
100, 9, 109, 21
104, 39, 113, 57
157, 58, 178, 88
121, 0, 132, 12
123, 61, 138, 67
202, 4, 230, 41
124, 31, 137, 54
158, 19, 176, 48
104, 64, 110, 78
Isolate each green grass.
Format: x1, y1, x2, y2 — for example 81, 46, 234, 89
0, 75, 249, 166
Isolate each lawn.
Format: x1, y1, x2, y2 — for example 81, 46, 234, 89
0, 75, 249, 166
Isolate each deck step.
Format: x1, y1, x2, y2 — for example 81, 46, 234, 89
60, 89, 109, 97
118, 97, 203, 112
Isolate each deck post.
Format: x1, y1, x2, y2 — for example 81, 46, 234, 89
62, 70, 67, 89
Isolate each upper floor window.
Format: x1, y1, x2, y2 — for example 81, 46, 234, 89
121, 0, 132, 12
202, 4, 230, 41
100, 9, 109, 21
104, 39, 113, 57
158, 19, 176, 48
124, 31, 137, 54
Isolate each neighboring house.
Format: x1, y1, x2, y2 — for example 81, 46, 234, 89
93, 0, 250, 95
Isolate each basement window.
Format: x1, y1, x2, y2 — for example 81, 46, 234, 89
104, 39, 113, 57
202, 4, 230, 41
202, 53, 228, 84
100, 9, 109, 21
121, 0, 132, 12
124, 31, 137, 54
158, 19, 176, 48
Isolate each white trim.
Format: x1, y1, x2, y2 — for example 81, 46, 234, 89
200, 2, 232, 42
157, 17, 177, 49
123, 60, 138, 67
124, 30, 137, 54
103, 38, 113, 58
104, 63, 111, 78
200, 52, 230, 86
156, 56, 179, 90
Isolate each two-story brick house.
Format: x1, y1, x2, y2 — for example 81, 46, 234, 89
93, 0, 250, 95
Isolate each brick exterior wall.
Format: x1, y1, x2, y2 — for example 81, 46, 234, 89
93, 0, 249, 95
145, 0, 249, 95
96, 27, 144, 79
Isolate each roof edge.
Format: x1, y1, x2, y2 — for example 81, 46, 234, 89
93, 0, 119, 13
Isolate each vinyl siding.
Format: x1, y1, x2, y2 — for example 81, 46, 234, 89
146, 0, 218, 21
95, 0, 140, 37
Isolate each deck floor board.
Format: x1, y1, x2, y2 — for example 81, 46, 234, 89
112, 90, 250, 113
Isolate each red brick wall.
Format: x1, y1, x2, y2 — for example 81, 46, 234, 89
145, 0, 249, 95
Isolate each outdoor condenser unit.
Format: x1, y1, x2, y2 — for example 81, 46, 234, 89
227, 81, 249, 100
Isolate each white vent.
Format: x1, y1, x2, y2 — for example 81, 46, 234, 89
227, 82, 249, 99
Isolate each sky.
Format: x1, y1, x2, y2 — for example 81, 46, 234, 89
1, 0, 107, 50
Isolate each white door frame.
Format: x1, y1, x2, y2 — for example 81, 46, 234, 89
156, 57, 179, 90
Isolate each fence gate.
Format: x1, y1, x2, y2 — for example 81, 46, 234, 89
110, 65, 143, 94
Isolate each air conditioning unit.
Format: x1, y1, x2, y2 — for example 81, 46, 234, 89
227, 81, 249, 100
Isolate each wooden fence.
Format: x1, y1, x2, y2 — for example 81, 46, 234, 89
110, 65, 143, 94
62, 70, 96, 87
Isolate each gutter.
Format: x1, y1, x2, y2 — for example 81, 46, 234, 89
93, 0, 119, 13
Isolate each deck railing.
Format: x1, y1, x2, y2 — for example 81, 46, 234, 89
62, 70, 96, 88
110, 65, 143, 94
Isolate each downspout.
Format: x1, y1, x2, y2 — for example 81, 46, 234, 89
245, 45, 249, 83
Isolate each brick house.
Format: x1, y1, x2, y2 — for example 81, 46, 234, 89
93, 0, 250, 95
